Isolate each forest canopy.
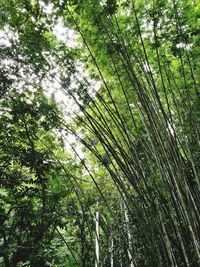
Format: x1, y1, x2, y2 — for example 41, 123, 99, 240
0, 0, 200, 266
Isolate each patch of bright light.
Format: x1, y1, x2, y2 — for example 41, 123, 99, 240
0, 27, 18, 47
53, 17, 77, 47
176, 42, 193, 50
39, 0, 54, 14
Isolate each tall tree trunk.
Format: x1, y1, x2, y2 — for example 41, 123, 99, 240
3, 255, 10, 267
123, 200, 135, 267
95, 201, 100, 267
110, 237, 114, 267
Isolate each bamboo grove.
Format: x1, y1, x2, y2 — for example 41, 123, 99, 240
0, 0, 200, 266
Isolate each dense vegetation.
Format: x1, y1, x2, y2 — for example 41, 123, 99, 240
0, 0, 200, 266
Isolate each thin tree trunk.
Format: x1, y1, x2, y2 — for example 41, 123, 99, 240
95, 201, 100, 267
110, 237, 114, 267
124, 200, 135, 267
3, 255, 10, 267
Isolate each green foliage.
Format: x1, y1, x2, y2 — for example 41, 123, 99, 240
0, 88, 78, 266
1, 0, 200, 266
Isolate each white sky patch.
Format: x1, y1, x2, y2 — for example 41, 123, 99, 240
53, 17, 77, 48
0, 31, 11, 47
141, 18, 154, 41
42, 69, 67, 103
39, 0, 54, 14
176, 42, 193, 50
100, 0, 106, 7
1, 58, 14, 67
0, 27, 18, 47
